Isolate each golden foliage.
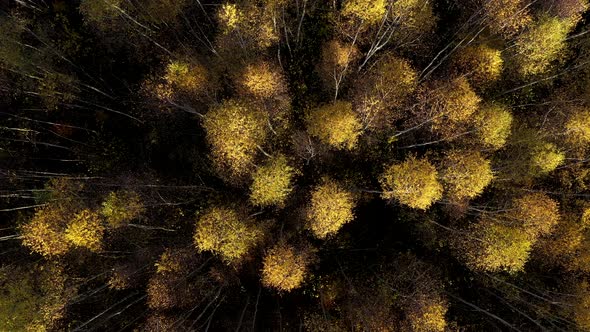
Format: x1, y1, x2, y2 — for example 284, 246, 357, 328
373, 55, 418, 103
453, 44, 504, 88
390, 0, 436, 36
318, 40, 359, 89
306, 101, 362, 150
502, 127, 565, 181
218, 3, 243, 31
21, 205, 71, 257
101, 190, 144, 227
473, 103, 513, 149
543, 0, 589, 26
193, 206, 263, 263
163, 60, 208, 96
155, 250, 184, 275
147, 248, 203, 310
0, 265, 73, 332
435, 77, 481, 123
510, 193, 560, 238
216, 2, 279, 49
535, 214, 587, 267
440, 150, 494, 200
20, 179, 90, 257
64, 209, 105, 252
380, 156, 443, 210
261, 243, 311, 291
250, 155, 296, 207
573, 282, 590, 330
483, 0, 532, 37
460, 193, 559, 272
342, 0, 387, 25
466, 220, 533, 273
306, 179, 355, 239
236, 62, 287, 99
418, 77, 481, 134
513, 17, 569, 76
565, 108, 590, 145
407, 296, 448, 332
353, 54, 417, 130
530, 142, 565, 175
203, 100, 268, 177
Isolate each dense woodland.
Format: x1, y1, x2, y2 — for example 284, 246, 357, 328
5, 0, 590, 330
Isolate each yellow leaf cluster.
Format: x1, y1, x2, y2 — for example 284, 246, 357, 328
341, 0, 387, 25
250, 155, 296, 207
373, 54, 417, 106
330, 40, 358, 69
218, 3, 243, 31
380, 156, 443, 210
461, 193, 559, 273
237, 62, 286, 99
530, 142, 565, 175
473, 103, 513, 149
261, 243, 310, 291
203, 100, 268, 177
193, 207, 263, 263
216, 2, 279, 49
475, 222, 533, 273
483, 0, 532, 37
573, 282, 590, 330
440, 150, 494, 200
354, 54, 417, 130
64, 209, 105, 252
21, 205, 71, 257
565, 108, 590, 145
454, 44, 503, 87
435, 77, 481, 123
514, 17, 569, 76
306, 101, 362, 150
510, 193, 560, 238
163, 60, 208, 96
306, 179, 355, 239
536, 214, 588, 267
319, 40, 360, 85
408, 297, 448, 332
101, 190, 144, 227
390, 0, 437, 36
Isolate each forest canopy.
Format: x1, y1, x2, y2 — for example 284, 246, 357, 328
3, 0, 590, 330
